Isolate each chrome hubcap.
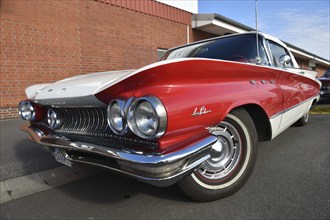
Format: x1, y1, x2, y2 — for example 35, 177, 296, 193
197, 122, 241, 180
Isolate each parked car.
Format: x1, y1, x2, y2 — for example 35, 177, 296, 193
19, 32, 320, 201
319, 68, 330, 99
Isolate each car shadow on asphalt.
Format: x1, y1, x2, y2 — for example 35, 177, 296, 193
54, 170, 192, 204
10, 138, 190, 203
7, 126, 191, 203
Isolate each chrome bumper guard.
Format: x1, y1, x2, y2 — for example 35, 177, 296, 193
21, 123, 217, 187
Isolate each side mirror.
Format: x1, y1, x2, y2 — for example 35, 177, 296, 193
279, 54, 291, 67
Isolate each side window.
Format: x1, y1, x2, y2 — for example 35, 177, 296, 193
256, 43, 269, 65
157, 48, 167, 61
268, 41, 293, 67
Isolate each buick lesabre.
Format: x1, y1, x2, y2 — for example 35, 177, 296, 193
19, 32, 321, 201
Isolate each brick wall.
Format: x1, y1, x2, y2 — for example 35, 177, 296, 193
192, 29, 217, 42
316, 66, 328, 77
295, 58, 328, 78
0, 0, 192, 119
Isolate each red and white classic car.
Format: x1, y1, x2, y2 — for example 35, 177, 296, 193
19, 32, 320, 201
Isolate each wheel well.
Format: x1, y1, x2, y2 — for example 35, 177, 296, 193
234, 104, 272, 141
311, 98, 318, 107
312, 99, 317, 105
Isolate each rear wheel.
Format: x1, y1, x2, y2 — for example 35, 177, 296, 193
294, 111, 309, 127
178, 108, 258, 202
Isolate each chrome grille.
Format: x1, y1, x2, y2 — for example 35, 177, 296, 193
56, 107, 110, 135
48, 107, 158, 148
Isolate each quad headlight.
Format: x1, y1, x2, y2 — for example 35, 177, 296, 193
19, 100, 46, 122
127, 96, 167, 140
19, 101, 36, 121
107, 96, 167, 140
134, 101, 159, 137
107, 99, 128, 135
47, 108, 63, 129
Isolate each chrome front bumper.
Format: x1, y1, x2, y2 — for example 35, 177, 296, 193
21, 123, 217, 187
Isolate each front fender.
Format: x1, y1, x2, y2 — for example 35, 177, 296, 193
95, 59, 282, 150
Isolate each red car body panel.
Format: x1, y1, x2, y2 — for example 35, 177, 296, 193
95, 59, 319, 152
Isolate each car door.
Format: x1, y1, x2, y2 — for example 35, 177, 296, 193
267, 40, 306, 129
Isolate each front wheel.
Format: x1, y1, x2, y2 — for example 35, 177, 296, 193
178, 108, 258, 202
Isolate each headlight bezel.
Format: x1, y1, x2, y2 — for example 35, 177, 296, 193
127, 96, 167, 140
19, 100, 36, 121
107, 98, 130, 135
47, 108, 63, 129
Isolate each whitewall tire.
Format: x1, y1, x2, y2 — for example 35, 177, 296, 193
178, 108, 258, 202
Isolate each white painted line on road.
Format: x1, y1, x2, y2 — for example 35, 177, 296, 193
0, 165, 99, 204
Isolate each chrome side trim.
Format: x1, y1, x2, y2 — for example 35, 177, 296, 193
20, 123, 217, 187
270, 95, 319, 119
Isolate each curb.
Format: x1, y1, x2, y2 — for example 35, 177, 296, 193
310, 104, 330, 114
0, 165, 99, 204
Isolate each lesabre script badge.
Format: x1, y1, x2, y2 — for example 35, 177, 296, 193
192, 106, 212, 117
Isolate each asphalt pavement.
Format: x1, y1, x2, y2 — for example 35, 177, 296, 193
0, 110, 329, 219
0, 120, 61, 181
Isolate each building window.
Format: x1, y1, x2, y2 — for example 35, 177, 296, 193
157, 48, 167, 61
309, 60, 316, 71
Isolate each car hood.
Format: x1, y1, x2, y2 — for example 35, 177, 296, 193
26, 59, 189, 106
29, 69, 136, 100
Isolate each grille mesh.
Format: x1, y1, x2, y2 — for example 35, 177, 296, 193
49, 107, 158, 148
57, 107, 110, 135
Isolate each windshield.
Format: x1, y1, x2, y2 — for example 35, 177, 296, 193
161, 34, 269, 65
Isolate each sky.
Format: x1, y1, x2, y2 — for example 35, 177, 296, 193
198, 0, 330, 60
